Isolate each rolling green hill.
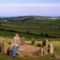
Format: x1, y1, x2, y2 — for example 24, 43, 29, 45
0, 16, 60, 38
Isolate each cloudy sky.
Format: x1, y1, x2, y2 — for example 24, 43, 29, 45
0, 0, 60, 17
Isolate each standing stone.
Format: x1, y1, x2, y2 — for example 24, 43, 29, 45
42, 39, 49, 55
43, 46, 48, 55
31, 38, 35, 45
0, 38, 5, 53
21, 37, 25, 45
1, 40, 8, 54
40, 47, 44, 56
1, 40, 5, 54
48, 43, 54, 54
42, 39, 49, 47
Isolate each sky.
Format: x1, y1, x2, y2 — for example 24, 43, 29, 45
0, 0, 60, 17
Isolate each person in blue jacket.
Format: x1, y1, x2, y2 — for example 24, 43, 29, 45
11, 45, 17, 58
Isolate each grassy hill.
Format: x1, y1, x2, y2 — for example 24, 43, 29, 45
0, 16, 60, 60
0, 16, 60, 38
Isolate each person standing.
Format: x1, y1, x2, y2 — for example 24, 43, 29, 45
11, 33, 21, 57
11, 45, 17, 58
12, 33, 21, 46
7, 43, 11, 56
7, 47, 11, 56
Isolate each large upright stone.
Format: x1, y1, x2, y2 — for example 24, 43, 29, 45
21, 37, 25, 45
1, 40, 8, 54
31, 38, 35, 45
42, 39, 49, 47
43, 46, 48, 55
48, 43, 54, 54
42, 39, 49, 55
40, 47, 44, 56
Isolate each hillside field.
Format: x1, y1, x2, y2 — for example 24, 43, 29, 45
0, 16, 60, 60
0, 40, 60, 60
0, 16, 60, 38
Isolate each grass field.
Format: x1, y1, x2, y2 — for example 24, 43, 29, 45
0, 16, 60, 38
0, 40, 60, 60
0, 30, 60, 60
0, 16, 60, 60
0, 53, 59, 60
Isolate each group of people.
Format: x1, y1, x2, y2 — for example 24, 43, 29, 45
40, 39, 54, 55
6, 44, 18, 58
0, 33, 21, 58
0, 33, 54, 57
33, 40, 54, 56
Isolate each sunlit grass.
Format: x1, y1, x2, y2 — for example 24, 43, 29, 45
0, 37, 60, 60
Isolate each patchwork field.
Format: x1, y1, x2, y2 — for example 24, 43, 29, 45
0, 16, 60, 60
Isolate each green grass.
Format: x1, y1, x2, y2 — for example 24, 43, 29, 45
0, 30, 59, 60
0, 17, 60, 60
0, 54, 58, 60
0, 41, 60, 60
0, 17, 60, 38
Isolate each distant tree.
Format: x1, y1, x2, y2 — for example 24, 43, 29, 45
0, 22, 1, 27
45, 33, 49, 37
26, 31, 30, 34
40, 32, 44, 36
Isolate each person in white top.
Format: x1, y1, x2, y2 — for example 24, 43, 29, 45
11, 33, 21, 48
